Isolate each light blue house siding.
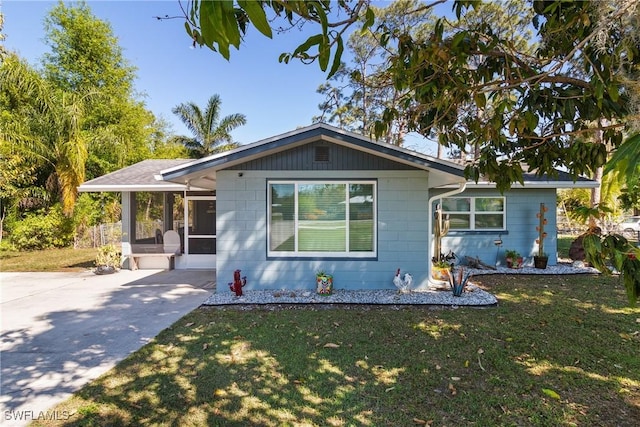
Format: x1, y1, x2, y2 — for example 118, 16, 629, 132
216, 169, 434, 291
434, 187, 558, 268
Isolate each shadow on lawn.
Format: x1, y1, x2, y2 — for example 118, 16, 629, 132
46, 274, 640, 426
0, 270, 212, 423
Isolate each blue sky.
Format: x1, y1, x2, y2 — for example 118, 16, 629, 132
2, 0, 439, 153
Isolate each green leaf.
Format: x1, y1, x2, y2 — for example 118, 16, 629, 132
238, 0, 272, 38
474, 92, 486, 109
451, 31, 467, 49
292, 34, 323, 57
328, 34, 344, 79
605, 133, 640, 180
220, 0, 241, 49
609, 83, 619, 102
542, 388, 561, 400
278, 53, 291, 64
362, 7, 375, 32
199, 0, 218, 49
309, 2, 329, 35
318, 35, 330, 71
524, 111, 539, 130
184, 21, 193, 39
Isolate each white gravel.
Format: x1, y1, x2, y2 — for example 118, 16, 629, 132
204, 285, 497, 307
203, 263, 599, 308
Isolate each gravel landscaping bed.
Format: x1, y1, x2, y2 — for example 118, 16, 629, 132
203, 263, 599, 307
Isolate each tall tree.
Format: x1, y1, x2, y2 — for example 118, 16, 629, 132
43, 1, 135, 94
42, 1, 157, 176
182, 0, 639, 190
0, 54, 90, 215
171, 94, 247, 158
313, 0, 434, 146
0, 8, 6, 62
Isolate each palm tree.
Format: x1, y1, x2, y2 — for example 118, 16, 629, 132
171, 94, 247, 158
0, 54, 90, 215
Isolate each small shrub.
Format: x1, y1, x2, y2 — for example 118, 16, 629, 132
95, 244, 121, 269
10, 206, 74, 250
0, 239, 16, 252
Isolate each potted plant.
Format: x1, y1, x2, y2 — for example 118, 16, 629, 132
94, 244, 121, 275
504, 249, 522, 268
431, 258, 452, 281
316, 270, 333, 295
534, 203, 549, 269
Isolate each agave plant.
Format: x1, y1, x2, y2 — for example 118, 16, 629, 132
446, 267, 473, 297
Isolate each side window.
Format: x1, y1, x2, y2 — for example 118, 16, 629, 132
440, 197, 505, 230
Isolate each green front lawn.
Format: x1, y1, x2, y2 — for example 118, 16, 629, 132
34, 274, 639, 426
0, 247, 97, 272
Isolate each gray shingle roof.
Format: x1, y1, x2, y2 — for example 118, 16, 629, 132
79, 159, 192, 192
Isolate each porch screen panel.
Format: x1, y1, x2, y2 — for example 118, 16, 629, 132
298, 184, 346, 252
134, 192, 164, 243
186, 199, 216, 254
349, 184, 374, 251
270, 184, 295, 251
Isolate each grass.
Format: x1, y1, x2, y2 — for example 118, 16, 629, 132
33, 274, 639, 426
557, 234, 576, 259
0, 246, 97, 272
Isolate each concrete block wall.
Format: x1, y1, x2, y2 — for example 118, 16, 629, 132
216, 170, 433, 291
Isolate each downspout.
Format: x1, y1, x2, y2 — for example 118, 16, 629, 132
427, 182, 467, 284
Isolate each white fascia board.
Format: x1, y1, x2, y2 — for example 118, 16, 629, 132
78, 184, 189, 192
440, 181, 599, 190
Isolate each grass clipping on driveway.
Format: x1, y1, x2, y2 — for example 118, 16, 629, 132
37, 275, 639, 426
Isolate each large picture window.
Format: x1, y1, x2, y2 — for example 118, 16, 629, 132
268, 181, 376, 257
439, 197, 505, 230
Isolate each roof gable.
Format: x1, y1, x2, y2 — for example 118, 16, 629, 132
159, 123, 466, 189
226, 139, 417, 171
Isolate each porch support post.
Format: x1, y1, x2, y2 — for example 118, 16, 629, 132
121, 191, 136, 269
163, 192, 174, 232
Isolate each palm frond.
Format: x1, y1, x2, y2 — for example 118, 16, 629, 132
171, 93, 247, 158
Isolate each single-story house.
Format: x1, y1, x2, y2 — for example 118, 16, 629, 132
79, 123, 597, 291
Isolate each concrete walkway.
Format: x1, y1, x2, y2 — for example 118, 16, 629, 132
0, 269, 214, 427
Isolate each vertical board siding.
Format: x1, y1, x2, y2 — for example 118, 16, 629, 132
228, 141, 415, 171
216, 170, 433, 291
436, 188, 558, 267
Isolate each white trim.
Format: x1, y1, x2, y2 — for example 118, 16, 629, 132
267, 180, 377, 258
438, 196, 506, 231
78, 184, 189, 192
441, 181, 598, 189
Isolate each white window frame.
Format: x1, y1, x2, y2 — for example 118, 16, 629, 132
439, 196, 506, 231
267, 180, 377, 258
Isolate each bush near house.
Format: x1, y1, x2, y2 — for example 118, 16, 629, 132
9, 205, 74, 250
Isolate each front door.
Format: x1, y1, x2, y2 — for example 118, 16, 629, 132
183, 196, 216, 268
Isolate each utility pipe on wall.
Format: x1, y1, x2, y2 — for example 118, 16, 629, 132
427, 182, 467, 284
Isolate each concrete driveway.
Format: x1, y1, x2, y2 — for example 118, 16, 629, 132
0, 269, 214, 426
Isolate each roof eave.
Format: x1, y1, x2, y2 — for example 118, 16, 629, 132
441, 181, 599, 190
78, 183, 190, 193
